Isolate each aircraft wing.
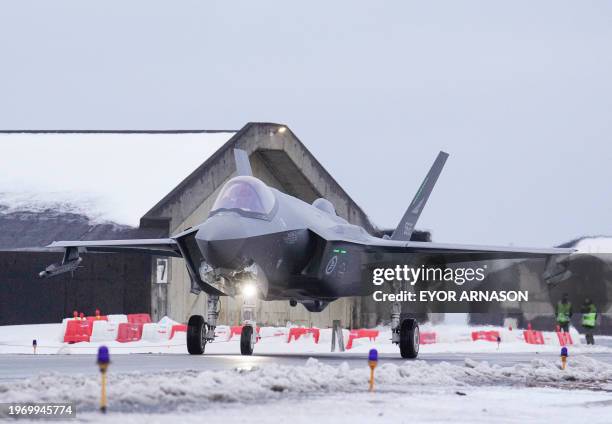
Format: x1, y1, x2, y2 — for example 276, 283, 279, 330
366, 239, 575, 263
44, 234, 227, 295
361, 239, 576, 284
47, 239, 182, 257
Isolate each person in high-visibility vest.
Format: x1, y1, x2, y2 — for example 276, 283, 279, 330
556, 293, 573, 332
580, 298, 597, 345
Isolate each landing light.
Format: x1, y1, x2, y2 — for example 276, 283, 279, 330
277, 126, 287, 134
241, 282, 257, 298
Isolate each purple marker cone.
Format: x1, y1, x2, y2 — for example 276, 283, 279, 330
368, 348, 378, 362
97, 346, 110, 365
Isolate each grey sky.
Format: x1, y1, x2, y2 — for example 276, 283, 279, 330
1, 1, 610, 247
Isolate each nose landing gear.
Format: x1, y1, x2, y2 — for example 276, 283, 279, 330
240, 325, 255, 355
240, 290, 257, 355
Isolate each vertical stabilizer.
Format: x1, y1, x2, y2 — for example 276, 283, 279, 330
390, 151, 448, 241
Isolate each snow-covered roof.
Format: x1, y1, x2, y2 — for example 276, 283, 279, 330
0, 131, 235, 226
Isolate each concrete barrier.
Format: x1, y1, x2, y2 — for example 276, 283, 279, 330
90, 320, 119, 342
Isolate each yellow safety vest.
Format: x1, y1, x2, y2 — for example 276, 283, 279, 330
556, 302, 571, 323
582, 306, 596, 328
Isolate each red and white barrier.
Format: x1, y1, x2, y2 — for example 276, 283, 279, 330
127, 313, 152, 325
116, 322, 143, 342
471, 330, 500, 342
523, 330, 544, 345
58, 310, 583, 351
90, 320, 120, 342
345, 329, 379, 350
287, 327, 320, 344
557, 331, 573, 346
141, 323, 170, 342
419, 331, 437, 344
63, 320, 92, 343
170, 324, 188, 340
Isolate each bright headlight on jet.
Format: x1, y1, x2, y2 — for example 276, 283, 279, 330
241, 282, 257, 298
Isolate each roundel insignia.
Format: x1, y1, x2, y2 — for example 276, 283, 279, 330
325, 255, 338, 275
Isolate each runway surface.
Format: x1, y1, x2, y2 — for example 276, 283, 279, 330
3, 350, 612, 381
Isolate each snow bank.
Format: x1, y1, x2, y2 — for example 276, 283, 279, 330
76, 387, 612, 424
1, 356, 611, 413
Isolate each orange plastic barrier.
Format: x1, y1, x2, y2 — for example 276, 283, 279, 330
523, 330, 544, 344
127, 313, 152, 325
63, 320, 92, 343
557, 331, 573, 345
419, 331, 437, 344
345, 329, 379, 349
471, 330, 500, 342
170, 324, 188, 339
116, 323, 143, 342
287, 327, 320, 344
228, 325, 261, 341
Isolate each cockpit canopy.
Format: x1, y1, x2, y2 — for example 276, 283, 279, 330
210, 176, 276, 219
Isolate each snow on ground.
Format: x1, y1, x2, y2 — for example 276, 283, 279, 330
2, 321, 612, 423
2, 356, 612, 422
88, 387, 612, 424
2, 321, 609, 355
0, 132, 234, 225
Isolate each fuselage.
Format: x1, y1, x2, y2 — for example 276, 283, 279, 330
183, 175, 384, 303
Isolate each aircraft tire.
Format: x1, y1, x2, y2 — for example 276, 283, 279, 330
240, 325, 255, 355
399, 318, 419, 359
187, 315, 207, 355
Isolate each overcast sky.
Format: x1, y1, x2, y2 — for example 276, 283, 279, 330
1, 1, 610, 247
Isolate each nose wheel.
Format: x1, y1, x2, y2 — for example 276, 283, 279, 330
240, 325, 255, 355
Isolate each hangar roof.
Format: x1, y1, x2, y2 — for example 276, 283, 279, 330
0, 131, 235, 226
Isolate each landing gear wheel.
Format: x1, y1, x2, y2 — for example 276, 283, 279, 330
187, 315, 208, 355
399, 318, 419, 359
240, 325, 255, 355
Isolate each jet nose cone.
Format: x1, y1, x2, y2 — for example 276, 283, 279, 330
196, 214, 249, 269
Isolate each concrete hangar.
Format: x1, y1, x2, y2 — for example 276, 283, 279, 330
0, 123, 409, 327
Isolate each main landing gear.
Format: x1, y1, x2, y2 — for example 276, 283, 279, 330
397, 318, 419, 358
390, 282, 420, 359
187, 294, 220, 355
187, 291, 258, 356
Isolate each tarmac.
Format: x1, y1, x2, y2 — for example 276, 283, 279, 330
3, 350, 612, 381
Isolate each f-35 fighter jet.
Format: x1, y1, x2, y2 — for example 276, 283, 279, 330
42, 149, 573, 358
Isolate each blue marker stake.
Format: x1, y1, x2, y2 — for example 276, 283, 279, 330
368, 348, 378, 392
560, 346, 568, 370
97, 346, 110, 413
